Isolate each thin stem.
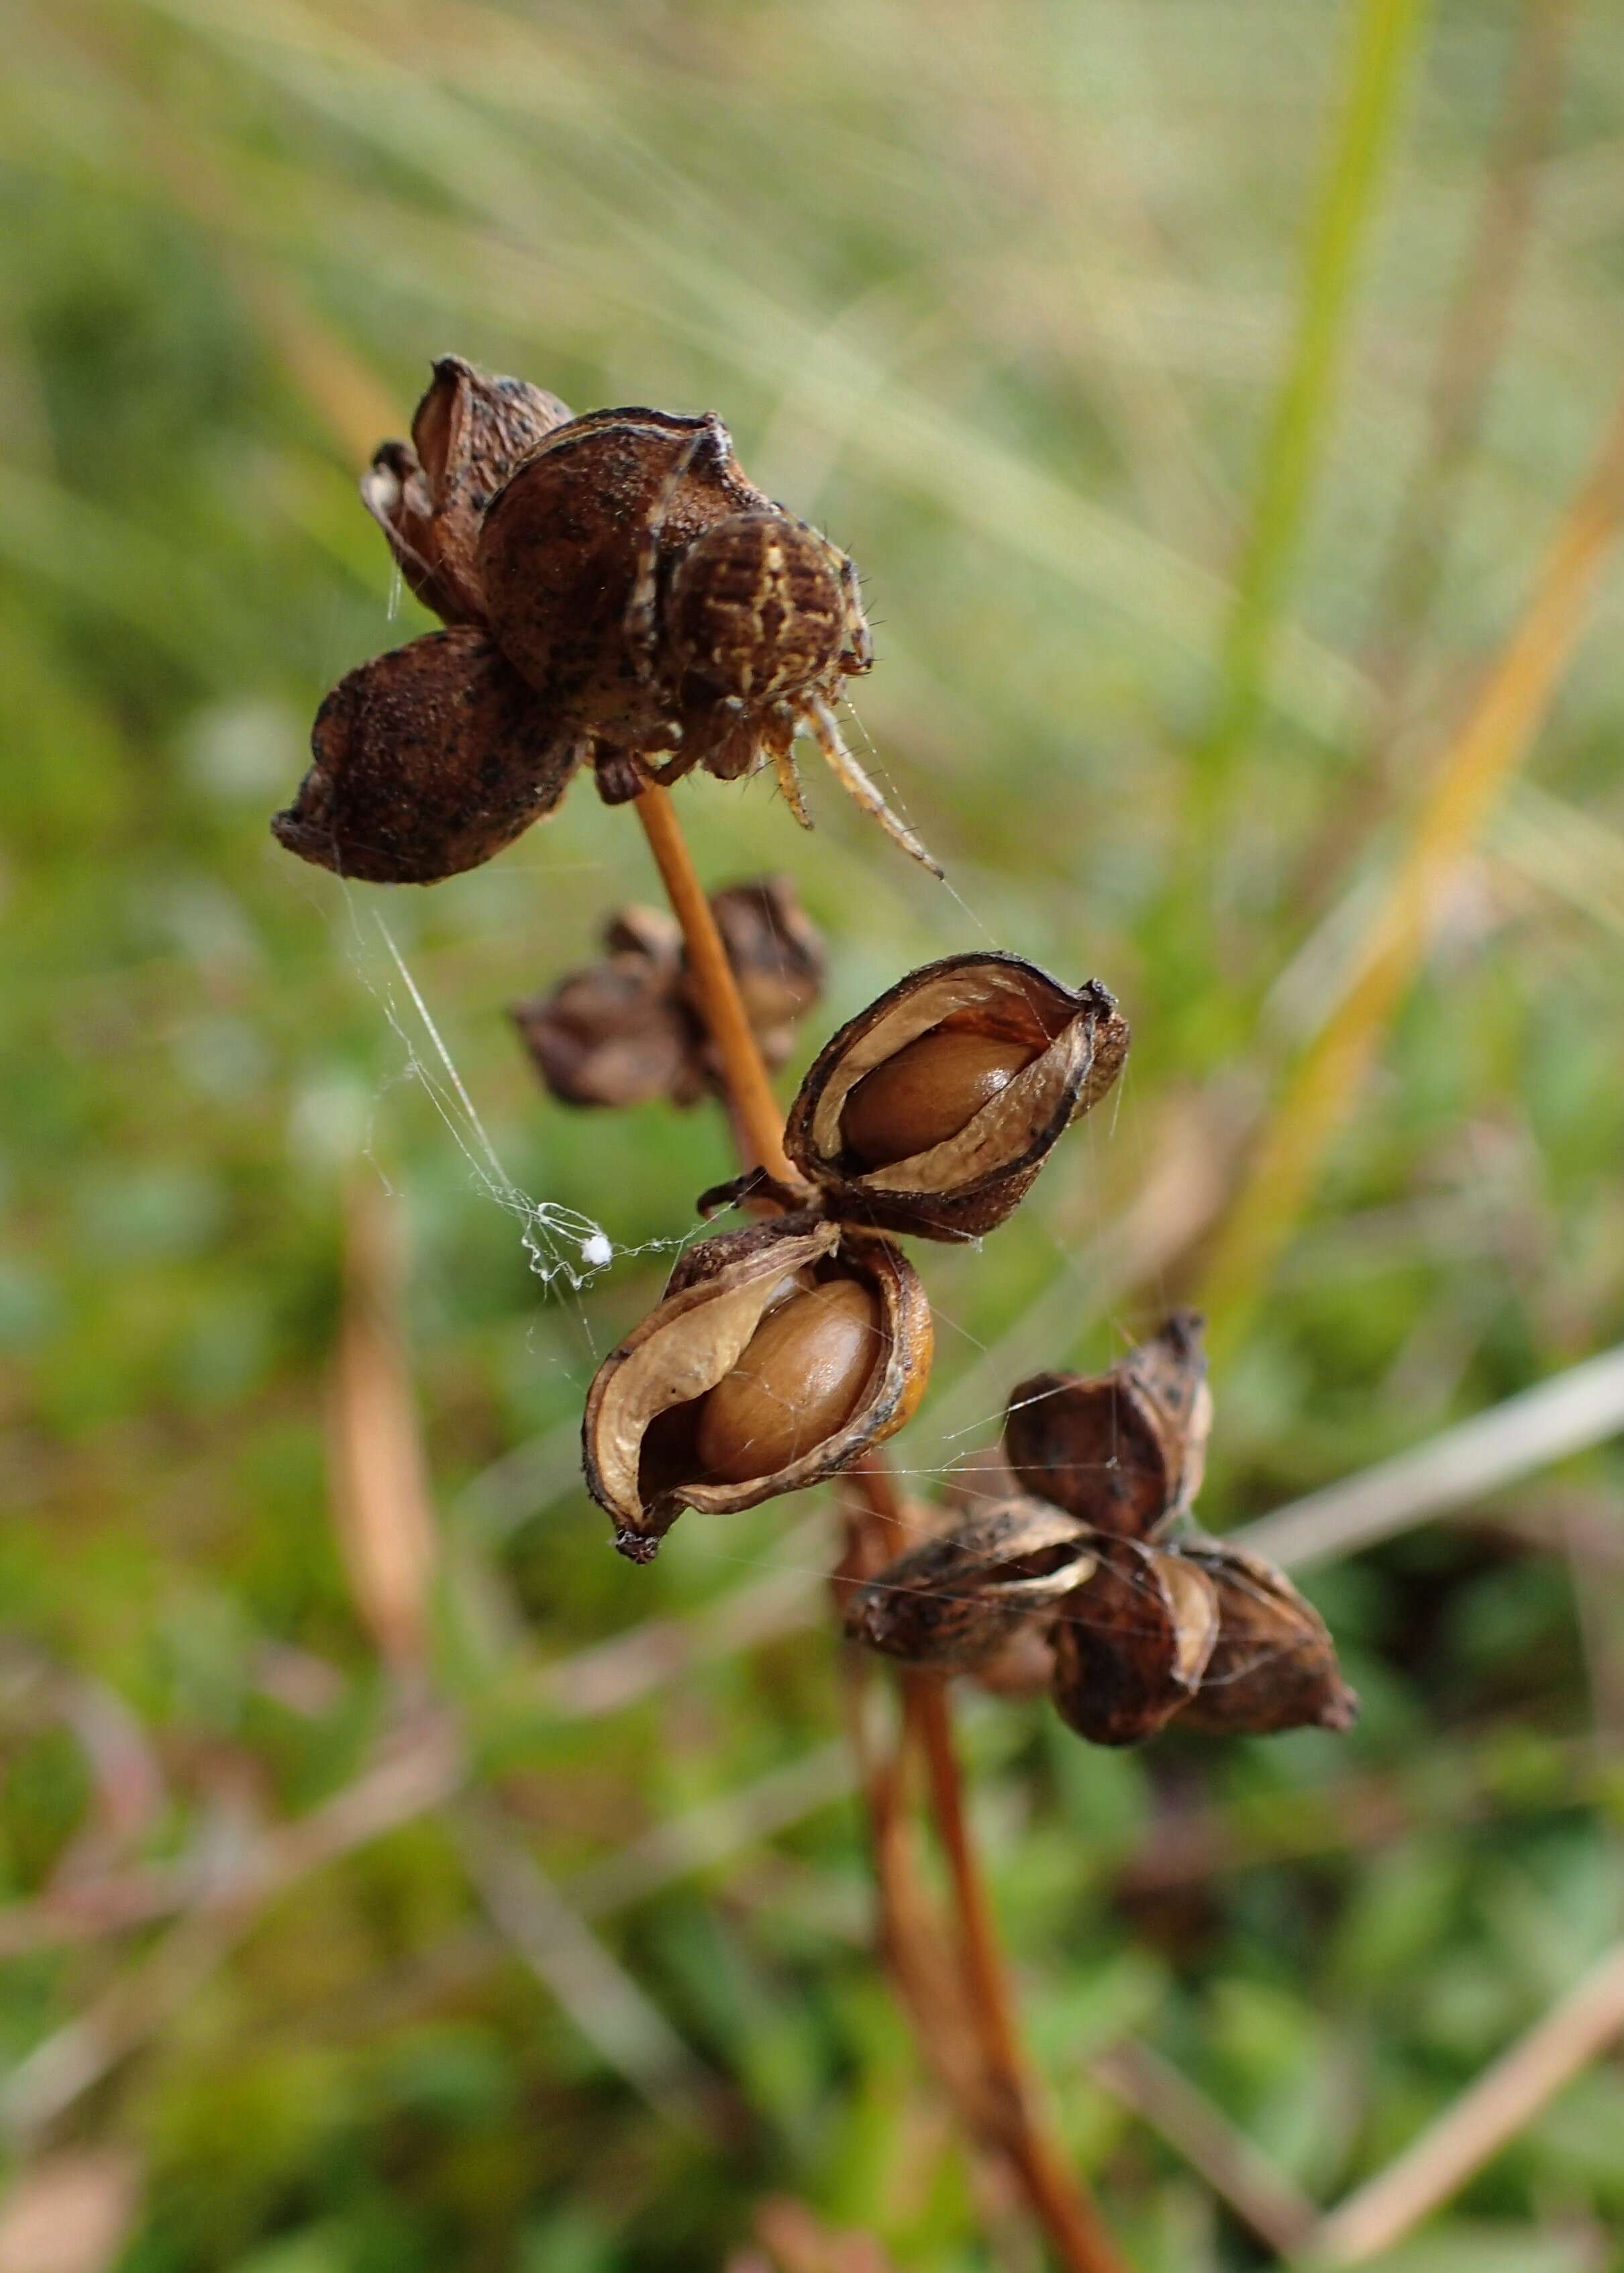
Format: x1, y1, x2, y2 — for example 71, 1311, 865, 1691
634, 777, 1127, 2272
911, 1680, 1129, 2273
633, 784, 796, 1182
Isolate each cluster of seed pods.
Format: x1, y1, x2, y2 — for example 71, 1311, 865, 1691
272, 356, 1355, 1749
578, 951, 1129, 1561
273, 357, 936, 884
847, 1313, 1358, 1744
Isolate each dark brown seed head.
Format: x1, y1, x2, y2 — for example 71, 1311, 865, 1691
668, 513, 851, 703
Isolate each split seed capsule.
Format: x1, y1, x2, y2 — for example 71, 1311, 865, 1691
842, 1029, 1035, 1169
695, 1277, 880, 1484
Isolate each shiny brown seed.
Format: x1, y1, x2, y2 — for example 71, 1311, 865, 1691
694, 1278, 880, 1484
842, 1029, 1036, 1168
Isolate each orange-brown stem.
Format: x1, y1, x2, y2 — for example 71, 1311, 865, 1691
633, 784, 797, 1183
911, 1678, 1129, 2273
633, 778, 1126, 2273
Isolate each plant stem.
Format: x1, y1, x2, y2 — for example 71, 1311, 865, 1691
633, 778, 1127, 2272
911, 1679, 1129, 2273
633, 784, 797, 1182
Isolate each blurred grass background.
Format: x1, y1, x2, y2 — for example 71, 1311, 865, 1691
5, 0, 1624, 2266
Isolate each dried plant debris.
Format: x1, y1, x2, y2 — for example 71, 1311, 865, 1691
513, 878, 823, 1111
583, 1217, 933, 1560
1175, 1537, 1357, 1735
1048, 1533, 1220, 1746
783, 952, 1129, 1240
846, 1313, 1358, 1745
275, 360, 938, 882
697, 880, 825, 1050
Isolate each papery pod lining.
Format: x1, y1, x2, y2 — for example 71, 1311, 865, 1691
1119, 1309, 1213, 1523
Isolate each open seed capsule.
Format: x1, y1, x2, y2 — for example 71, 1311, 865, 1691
583, 1217, 933, 1560
782, 952, 1129, 1240
844, 1498, 1095, 1671
1049, 1535, 1219, 1746
1003, 1309, 1211, 1539
1176, 1538, 1359, 1734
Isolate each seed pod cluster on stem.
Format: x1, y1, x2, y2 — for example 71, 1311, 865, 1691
577, 949, 1128, 1555
846, 1311, 1358, 1745
272, 356, 936, 882
272, 353, 1357, 2273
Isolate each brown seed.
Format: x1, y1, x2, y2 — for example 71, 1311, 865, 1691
694, 1277, 880, 1484
842, 1029, 1036, 1169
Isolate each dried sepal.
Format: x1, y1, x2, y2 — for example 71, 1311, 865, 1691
512, 878, 824, 1111
1003, 1309, 1211, 1539
782, 952, 1128, 1240
1176, 1539, 1359, 1735
1049, 1537, 1219, 1747
361, 356, 572, 625
583, 1217, 933, 1560
844, 1498, 1096, 1671
271, 629, 582, 883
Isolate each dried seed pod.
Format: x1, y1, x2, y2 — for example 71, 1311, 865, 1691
1049, 1536, 1219, 1747
513, 878, 823, 1111
845, 1498, 1095, 1671
699, 878, 826, 1052
783, 953, 1127, 1240
1175, 1539, 1359, 1735
583, 1218, 933, 1560
272, 629, 582, 883
511, 945, 695, 1109
1003, 1310, 1211, 1539
360, 356, 572, 625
